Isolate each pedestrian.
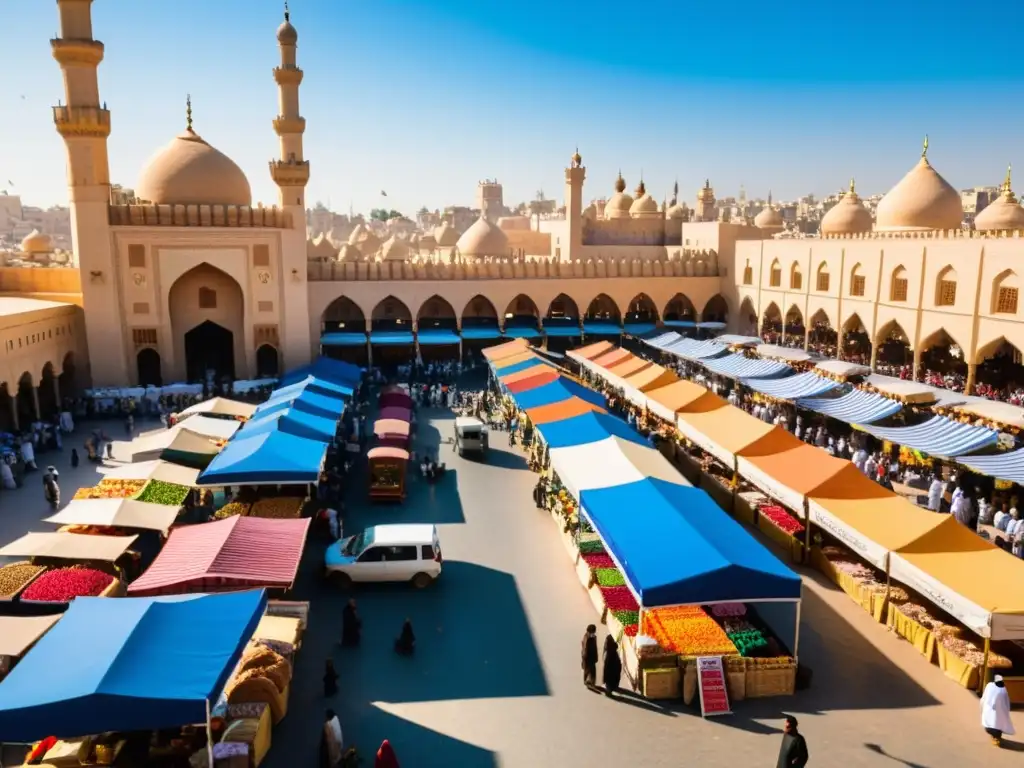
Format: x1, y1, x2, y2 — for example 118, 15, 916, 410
105, 440, 113, 460
323, 658, 339, 697
70, 448, 79, 469
320, 708, 344, 768
981, 674, 1015, 747
602, 635, 622, 697
581, 624, 598, 688
777, 715, 809, 767
394, 618, 415, 656
341, 598, 361, 647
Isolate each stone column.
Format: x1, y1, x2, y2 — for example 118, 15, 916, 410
803, 327, 811, 352
912, 348, 923, 380
365, 319, 373, 369
869, 341, 879, 372
965, 362, 977, 395
836, 330, 845, 362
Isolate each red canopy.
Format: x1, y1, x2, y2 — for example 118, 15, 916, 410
127, 515, 310, 596
380, 392, 413, 409
379, 406, 412, 422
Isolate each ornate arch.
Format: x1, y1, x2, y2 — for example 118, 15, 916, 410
625, 293, 659, 323
321, 296, 366, 328
663, 293, 696, 321
416, 294, 457, 329
585, 293, 621, 320
370, 295, 413, 325
546, 293, 580, 319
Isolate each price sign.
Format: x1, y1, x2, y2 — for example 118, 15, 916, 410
696, 656, 731, 718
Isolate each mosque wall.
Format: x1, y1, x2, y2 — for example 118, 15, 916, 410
0, 267, 82, 304
0, 302, 87, 404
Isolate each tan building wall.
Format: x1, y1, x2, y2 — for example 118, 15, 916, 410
504, 229, 551, 256
0, 267, 83, 304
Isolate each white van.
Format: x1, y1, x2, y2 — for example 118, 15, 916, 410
325, 523, 442, 589
454, 416, 489, 457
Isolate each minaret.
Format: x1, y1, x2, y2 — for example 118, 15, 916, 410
268, 2, 313, 369
564, 147, 586, 260
52, 0, 129, 386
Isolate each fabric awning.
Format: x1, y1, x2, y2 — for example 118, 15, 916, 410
502, 327, 542, 339
664, 339, 729, 361
582, 321, 621, 335
569, 340, 614, 361
621, 364, 679, 407
128, 516, 310, 596
44, 499, 179, 533
543, 325, 582, 337
274, 375, 353, 400
256, 389, 346, 421
493, 350, 540, 370
369, 330, 415, 345
591, 348, 633, 369
102, 459, 200, 486
0, 591, 267, 741
280, 356, 360, 387
0, 531, 138, 562
644, 380, 711, 422
500, 365, 557, 386
856, 415, 999, 458
814, 360, 871, 379
0, 615, 61, 658
482, 338, 530, 361
623, 322, 657, 336
581, 479, 802, 607
496, 358, 550, 377
368, 446, 409, 461
197, 431, 327, 486
417, 328, 460, 345
536, 411, 648, 449
642, 331, 682, 350
373, 418, 410, 439
379, 406, 411, 422
460, 326, 502, 340
864, 374, 938, 404
953, 399, 1024, 429
512, 377, 606, 410
796, 388, 902, 425
737, 441, 864, 513
606, 356, 651, 380
506, 370, 560, 393
740, 372, 839, 400
525, 398, 606, 424
178, 397, 257, 420
755, 344, 812, 363
130, 416, 240, 461
321, 331, 368, 347
240, 406, 338, 444
701, 353, 793, 379
676, 405, 781, 466
714, 334, 762, 346
955, 447, 1024, 484
549, 436, 686, 499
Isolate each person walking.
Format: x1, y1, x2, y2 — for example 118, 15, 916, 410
341, 599, 362, 648
323, 658, 339, 697
777, 715, 809, 767
981, 674, 1016, 747
581, 624, 598, 688
602, 635, 622, 697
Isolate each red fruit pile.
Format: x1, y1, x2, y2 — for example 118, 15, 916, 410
581, 552, 616, 570
600, 586, 639, 612
759, 504, 805, 536
21, 567, 113, 602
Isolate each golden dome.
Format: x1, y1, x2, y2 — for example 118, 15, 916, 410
380, 235, 410, 262
697, 179, 714, 202
136, 108, 251, 207
582, 202, 598, 220
821, 179, 873, 235
434, 221, 459, 247
347, 223, 381, 253
571, 148, 583, 167
20, 229, 53, 254
875, 142, 963, 231
455, 216, 510, 259
605, 173, 633, 219
337, 243, 364, 262
754, 193, 784, 230
666, 199, 689, 220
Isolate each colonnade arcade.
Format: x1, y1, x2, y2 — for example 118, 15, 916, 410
0, 352, 78, 433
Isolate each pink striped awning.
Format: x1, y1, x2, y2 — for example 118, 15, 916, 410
128, 515, 310, 596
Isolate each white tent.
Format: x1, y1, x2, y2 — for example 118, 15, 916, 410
0, 532, 138, 562
128, 416, 239, 462
178, 397, 257, 420
548, 436, 691, 499
100, 459, 200, 486
44, 498, 179, 533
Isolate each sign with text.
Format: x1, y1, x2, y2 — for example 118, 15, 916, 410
697, 656, 731, 718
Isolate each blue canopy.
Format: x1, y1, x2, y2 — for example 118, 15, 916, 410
273, 375, 352, 400
664, 338, 729, 361
460, 326, 501, 340
370, 330, 414, 345
956, 447, 1024, 484
281, 357, 360, 387
241, 406, 337, 443
857, 415, 999, 458
644, 330, 683, 349
623, 322, 657, 336
494, 358, 551, 376
543, 325, 582, 337
663, 320, 697, 329
320, 331, 367, 347
0, 590, 266, 741
503, 327, 542, 339
536, 411, 647, 449
256, 389, 346, 421
582, 321, 621, 335
417, 328, 460, 345
701, 353, 793, 379
198, 430, 327, 485
796, 388, 902, 425
512, 377, 606, 409
740, 372, 839, 400
580, 479, 801, 607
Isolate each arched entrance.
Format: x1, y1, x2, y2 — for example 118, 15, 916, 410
784, 305, 804, 345
584, 293, 622, 338
169, 263, 245, 385
256, 344, 280, 378
738, 297, 757, 336
416, 295, 458, 362
808, 309, 836, 356
137, 348, 163, 387
38, 362, 58, 421
321, 296, 368, 365
663, 294, 697, 327
919, 328, 966, 384
761, 303, 782, 341
0, 383, 13, 433
16, 372, 36, 427
58, 352, 77, 406
370, 295, 414, 369
701, 295, 729, 325
461, 295, 502, 352
503, 294, 541, 336
545, 293, 581, 352
973, 338, 1024, 397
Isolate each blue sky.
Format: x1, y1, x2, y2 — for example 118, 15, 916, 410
3, 0, 1022, 216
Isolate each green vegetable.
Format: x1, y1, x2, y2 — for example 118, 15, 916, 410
578, 540, 605, 555
613, 610, 639, 626
136, 479, 190, 506
595, 568, 626, 587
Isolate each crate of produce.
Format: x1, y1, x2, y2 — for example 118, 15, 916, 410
20, 566, 119, 604
642, 666, 681, 700
744, 657, 797, 698
0, 562, 47, 601
74, 479, 147, 500
936, 635, 1011, 689
725, 656, 748, 701
250, 497, 303, 520
135, 479, 191, 506
215, 501, 252, 519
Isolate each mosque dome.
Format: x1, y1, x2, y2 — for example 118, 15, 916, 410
629, 180, 660, 218
20, 229, 53, 254
277, 5, 298, 45
380, 235, 410, 262
418, 233, 438, 251
348, 223, 381, 254
605, 173, 634, 220
820, 180, 873, 236
337, 243, 363, 262
754, 193, 785, 230
434, 221, 459, 247
582, 203, 598, 220
666, 200, 689, 220
974, 167, 1024, 232
455, 216, 510, 259
875, 141, 963, 231
136, 127, 252, 207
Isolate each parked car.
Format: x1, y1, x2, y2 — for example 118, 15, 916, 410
454, 416, 488, 458
325, 523, 442, 589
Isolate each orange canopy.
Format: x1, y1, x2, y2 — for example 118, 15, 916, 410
525, 398, 606, 425
677, 405, 779, 456
741, 443, 858, 494
623, 364, 679, 392
591, 348, 631, 369
506, 370, 560, 393
500, 364, 556, 385
607, 356, 651, 379
483, 338, 529, 361
573, 340, 614, 360
493, 350, 539, 369
644, 380, 709, 414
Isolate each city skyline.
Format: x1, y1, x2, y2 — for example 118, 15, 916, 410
2, 0, 1022, 217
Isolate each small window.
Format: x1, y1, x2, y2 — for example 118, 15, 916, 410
791, 271, 802, 291
132, 302, 150, 315
891, 277, 908, 302
851, 275, 866, 297
198, 287, 217, 309
997, 286, 1019, 314
420, 544, 435, 561
387, 545, 418, 562
769, 267, 781, 287
258, 301, 274, 313
357, 547, 385, 563
253, 244, 271, 267
816, 271, 830, 292
937, 280, 957, 307
743, 266, 753, 285
127, 244, 146, 268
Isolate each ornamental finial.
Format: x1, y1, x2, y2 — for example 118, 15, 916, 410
922, 134, 929, 159
185, 94, 193, 132
284, 1, 290, 21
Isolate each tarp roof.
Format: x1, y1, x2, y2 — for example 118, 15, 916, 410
663, 339, 728, 361
640, 380, 709, 422
641, 331, 681, 349
953, 399, 1024, 430
271, 375, 353, 400
379, 391, 414, 409
715, 334, 762, 346
676, 405, 780, 466
0, 590, 267, 741
0, 614, 61, 658
281, 356, 360, 387
128, 516, 310, 596
701, 352, 793, 379
864, 374, 938, 404
460, 327, 502, 340
240, 406, 338, 443
502, 327, 541, 339
482, 338, 530, 360
368, 446, 409, 461
492, 350, 539, 369
796, 388, 902, 425
581, 479, 801, 607
955, 447, 1024, 484
370, 330, 415, 344
254, 388, 346, 421
498, 361, 553, 382
129, 417, 240, 461
814, 360, 871, 379
197, 431, 327, 486
525, 398, 606, 424
549, 435, 688, 499
417, 328, 461, 345
178, 397, 257, 420
102, 459, 200, 486
582, 320, 621, 335
512, 377, 607, 410
44, 498, 179, 533
741, 372, 839, 400
571, 340, 614, 360
738, 442, 863, 513
624, 363, 678, 391
536, 411, 648, 449
379, 406, 411, 422
0, 531, 138, 561
755, 344, 813, 363
590, 348, 633, 369
623, 322, 657, 336
605, 356, 651, 380
373, 418, 410, 438
506, 370, 560, 393
889, 520, 1024, 640
857, 415, 999, 458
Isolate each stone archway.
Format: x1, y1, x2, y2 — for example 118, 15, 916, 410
256, 344, 280, 378
137, 348, 163, 387
0, 383, 13, 433
16, 372, 36, 427
417, 294, 457, 330
504, 294, 540, 330
58, 352, 77, 405
701, 295, 729, 325
169, 263, 245, 384
625, 293, 659, 324
38, 362, 58, 421
321, 296, 366, 333
585, 293, 621, 322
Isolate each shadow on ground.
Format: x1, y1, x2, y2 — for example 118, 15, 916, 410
344, 708, 497, 768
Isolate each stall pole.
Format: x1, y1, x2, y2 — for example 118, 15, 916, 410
884, 562, 891, 604
793, 599, 802, 659
980, 637, 991, 694
205, 698, 215, 768
802, 500, 812, 564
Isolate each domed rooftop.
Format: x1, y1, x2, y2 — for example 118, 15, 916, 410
20, 229, 53, 254
456, 216, 510, 259
380, 236, 410, 262
697, 179, 715, 202
974, 166, 1024, 232
417, 233, 438, 251
754, 193, 785, 230
666, 199, 689, 220
821, 179, 873, 236
605, 173, 634, 220
136, 99, 251, 207
582, 202, 598, 220
630, 180, 660, 218
434, 221, 459, 247
277, 4, 297, 44
875, 139, 963, 231
347, 223, 381, 253
337, 243, 363, 262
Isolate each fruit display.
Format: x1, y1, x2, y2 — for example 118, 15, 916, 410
136, 479, 191, 506
710, 603, 746, 618
0, 562, 45, 598
58, 524, 130, 536
718, 617, 770, 657
578, 539, 605, 555
21, 567, 114, 602
581, 552, 615, 570
937, 634, 1012, 669
599, 586, 639, 613
641, 605, 738, 657
215, 502, 251, 520
250, 497, 303, 520
595, 568, 626, 587
74, 479, 146, 500
758, 504, 804, 536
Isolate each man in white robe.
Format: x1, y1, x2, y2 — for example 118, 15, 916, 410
927, 475, 944, 512
981, 674, 1015, 747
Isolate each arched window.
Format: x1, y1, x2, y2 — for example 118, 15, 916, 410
936, 266, 957, 307
890, 266, 908, 302
790, 263, 803, 291
816, 262, 830, 292
769, 259, 781, 288
198, 287, 217, 309
993, 270, 1020, 315
742, 261, 753, 285
849, 263, 865, 297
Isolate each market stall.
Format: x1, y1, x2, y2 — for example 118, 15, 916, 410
675, 399, 782, 468
736, 440, 862, 513
513, 377, 606, 411
739, 372, 839, 400
379, 390, 414, 410
548, 435, 689, 499
43, 498, 179, 535
272, 374, 354, 400
565, 340, 614, 367
379, 406, 412, 422
197, 430, 328, 486
128, 416, 240, 463
100, 459, 200, 486
0, 531, 138, 563
254, 388, 346, 422
589, 347, 633, 372
239, 406, 339, 443
368, 446, 409, 501
128, 516, 310, 596
373, 418, 411, 447
0, 615, 61, 681
642, 379, 711, 423
525, 397, 607, 425
482, 337, 530, 361
535, 411, 648, 450
794, 388, 902, 425
178, 397, 258, 421
279, 356, 361, 388
701, 353, 793, 380
619, 363, 679, 407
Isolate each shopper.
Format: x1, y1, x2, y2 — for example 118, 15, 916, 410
341, 599, 361, 647
394, 618, 415, 656
981, 675, 1015, 747
320, 709, 343, 768
602, 635, 622, 697
323, 658, 339, 697
581, 624, 598, 688
777, 715, 809, 767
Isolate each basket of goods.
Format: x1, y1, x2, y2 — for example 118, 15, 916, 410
74, 479, 146, 500
21, 566, 118, 603
744, 656, 798, 698
578, 539, 605, 556
935, 634, 1011, 689
215, 502, 251, 520
642, 606, 738, 657
226, 646, 294, 723
757, 505, 805, 537
886, 600, 947, 661
0, 562, 46, 600
725, 656, 748, 701
135, 479, 191, 506
250, 497, 303, 520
